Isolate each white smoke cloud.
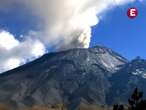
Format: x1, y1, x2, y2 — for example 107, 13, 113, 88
21, 0, 136, 49
0, 0, 142, 73
0, 31, 19, 50
0, 31, 46, 73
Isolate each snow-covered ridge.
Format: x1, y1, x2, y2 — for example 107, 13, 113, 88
89, 45, 128, 72
129, 58, 146, 79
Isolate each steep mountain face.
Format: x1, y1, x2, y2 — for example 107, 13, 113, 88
0, 45, 145, 110
107, 57, 146, 105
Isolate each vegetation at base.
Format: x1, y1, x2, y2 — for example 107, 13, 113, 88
0, 88, 146, 110
113, 88, 146, 110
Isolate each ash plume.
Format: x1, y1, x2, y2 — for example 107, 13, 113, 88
21, 0, 135, 49
0, 0, 142, 72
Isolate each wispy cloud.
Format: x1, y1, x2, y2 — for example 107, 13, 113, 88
0, 31, 46, 73
0, 0, 143, 73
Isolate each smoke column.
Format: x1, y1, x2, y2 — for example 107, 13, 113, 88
22, 0, 135, 50
0, 0, 143, 72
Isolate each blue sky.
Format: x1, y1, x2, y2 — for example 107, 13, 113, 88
0, 5, 39, 37
0, 0, 145, 73
91, 1, 146, 60
0, 0, 145, 64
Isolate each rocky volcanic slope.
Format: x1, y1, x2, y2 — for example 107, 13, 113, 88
107, 58, 146, 105
0, 45, 145, 110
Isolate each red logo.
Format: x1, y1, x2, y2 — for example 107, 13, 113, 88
127, 8, 138, 19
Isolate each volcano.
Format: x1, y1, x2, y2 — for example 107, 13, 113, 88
0, 45, 145, 110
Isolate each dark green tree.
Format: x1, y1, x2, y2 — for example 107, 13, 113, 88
128, 88, 146, 110
113, 88, 146, 110
113, 104, 124, 110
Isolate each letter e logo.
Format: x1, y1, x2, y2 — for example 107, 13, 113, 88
127, 8, 138, 19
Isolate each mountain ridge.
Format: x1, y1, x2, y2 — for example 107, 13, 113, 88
1, 45, 128, 75
0, 45, 145, 110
